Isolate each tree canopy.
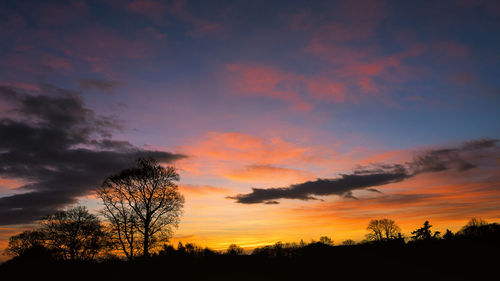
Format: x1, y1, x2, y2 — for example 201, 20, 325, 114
366, 218, 401, 241
97, 157, 184, 257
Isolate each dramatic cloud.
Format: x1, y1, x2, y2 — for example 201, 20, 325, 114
230, 139, 499, 204
0, 85, 185, 225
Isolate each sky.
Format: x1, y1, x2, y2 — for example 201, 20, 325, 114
1, 0, 500, 257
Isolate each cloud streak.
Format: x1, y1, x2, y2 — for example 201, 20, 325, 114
77, 78, 120, 93
0, 85, 185, 225
229, 139, 499, 204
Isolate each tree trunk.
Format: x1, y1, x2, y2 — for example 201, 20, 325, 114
143, 226, 149, 257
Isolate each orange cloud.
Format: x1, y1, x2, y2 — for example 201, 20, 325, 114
175, 131, 340, 190
179, 184, 230, 197
225, 164, 315, 184
0, 178, 24, 190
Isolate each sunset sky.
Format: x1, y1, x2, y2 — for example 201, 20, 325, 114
1, 0, 500, 258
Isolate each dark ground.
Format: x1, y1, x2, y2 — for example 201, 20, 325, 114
1, 239, 499, 281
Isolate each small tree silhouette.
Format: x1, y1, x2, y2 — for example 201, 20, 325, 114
366, 219, 401, 241
227, 244, 244, 255
4, 230, 47, 257
226, 244, 244, 256
342, 239, 356, 246
42, 206, 107, 261
411, 221, 440, 241
443, 229, 454, 240
319, 236, 333, 245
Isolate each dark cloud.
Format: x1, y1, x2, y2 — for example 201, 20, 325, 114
77, 79, 119, 93
230, 139, 499, 204
228, 164, 409, 204
410, 139, 498, 174
0, 85, 185, 225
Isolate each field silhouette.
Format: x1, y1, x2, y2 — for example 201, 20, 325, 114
2, 219, 499, 281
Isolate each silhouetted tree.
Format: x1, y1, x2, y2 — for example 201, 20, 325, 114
299, 239, 306, 247
319, 236, 333, 245
158, 244, 176, 256
443, 229, 454, 240
99, 158, 184, 257
226, 244, 244, 255
366, 218, 401, 241
42, 206, 107, 261
4, 230, 47, 257
184, 243, 205, 256
411, 221, 441, 241
342, 239, 356, 246
177, 242, 186, 254
458, 218, 488, 236
457, 218, 498, 238
97, 182, 141, 261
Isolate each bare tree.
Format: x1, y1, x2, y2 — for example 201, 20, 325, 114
98, 158, 184, 257
319, 236, 333, 245
97, 186, 141, 261
42, 206, 107, 260
227, 244, 244, 255
341, 239, 356, 246
366, 218, 401, 241
457, 218, 489, 237
462, 218, 488, 229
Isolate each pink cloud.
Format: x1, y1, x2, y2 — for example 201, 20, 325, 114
226, 59, 418, 108
0, 81, 40, 92
357, 77, 379, 93
306, 78, 346, 103
1, 51, 74, 75
226, 63, 311, 112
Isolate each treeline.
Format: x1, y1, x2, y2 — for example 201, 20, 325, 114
4, 211, 499, 262
2, 216, 500, 281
